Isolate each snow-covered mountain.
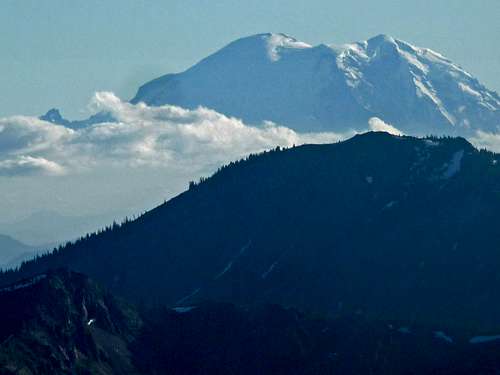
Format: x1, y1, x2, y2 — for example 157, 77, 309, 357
131, 33, 500, 135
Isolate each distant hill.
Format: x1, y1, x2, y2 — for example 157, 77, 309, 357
2, 269, 500, 375
2, 132, 500, 332
0, 210, 122, 247
0, 235, 38, 270
39, 108, 114, 129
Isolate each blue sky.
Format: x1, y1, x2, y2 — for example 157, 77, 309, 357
1, 0, 499, 119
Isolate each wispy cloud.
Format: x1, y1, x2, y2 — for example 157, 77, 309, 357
368, 117, 404, 136
0, 156, 65, 176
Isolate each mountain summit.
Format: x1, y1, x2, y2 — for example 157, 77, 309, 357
132, 33, 500, 135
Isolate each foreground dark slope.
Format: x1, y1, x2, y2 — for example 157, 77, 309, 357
0, 270, 141, 374
2, 132, 500, 331
3, 270, 500, 375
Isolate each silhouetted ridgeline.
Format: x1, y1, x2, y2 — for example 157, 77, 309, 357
1, 132, 500, 333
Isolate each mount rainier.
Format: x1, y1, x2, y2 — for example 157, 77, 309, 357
129, 33, 499, 136
42, 33, 499, 137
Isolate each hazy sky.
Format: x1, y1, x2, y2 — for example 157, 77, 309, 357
0, 0, 499, 244
1, 0, 499, 119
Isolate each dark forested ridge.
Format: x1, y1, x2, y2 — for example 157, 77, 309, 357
0, 270, 142, 374
2, 132, 500, 333
3, 270, 500, 375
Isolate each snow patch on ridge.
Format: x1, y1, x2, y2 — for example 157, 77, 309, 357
399, 49, 429, 74
383, 201, 398, 210
442, 150, 464, 179
215, 261, 234, 279
434, 331, 454, 343
459, 82, 482, 98
398, 327, 411, 334
261, 261, 278, 279
176, 288, 200, 305
470, 335, 500, 344
412, 76, 455, 126
173, 306, 196, 313
215, 240, 252, 280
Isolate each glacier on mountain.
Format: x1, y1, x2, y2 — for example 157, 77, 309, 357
128, 33, 499, 136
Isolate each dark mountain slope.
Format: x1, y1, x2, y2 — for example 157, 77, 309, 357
133, 302, 500, 375
3, 271, 500, 374
2, 132, 500, 332
0, 270, 142, 374
4, 270, 500, 375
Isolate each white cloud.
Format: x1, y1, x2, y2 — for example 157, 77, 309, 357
469, 130, 500, 152
0, 92, 349, 176
0, 155, 65, 176
368, 117, 404, 136
0, 116, 73, 155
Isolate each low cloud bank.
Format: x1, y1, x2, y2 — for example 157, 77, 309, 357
469, 130, 500, 153
0, 156, 65, 176
0, 92, 349, 176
